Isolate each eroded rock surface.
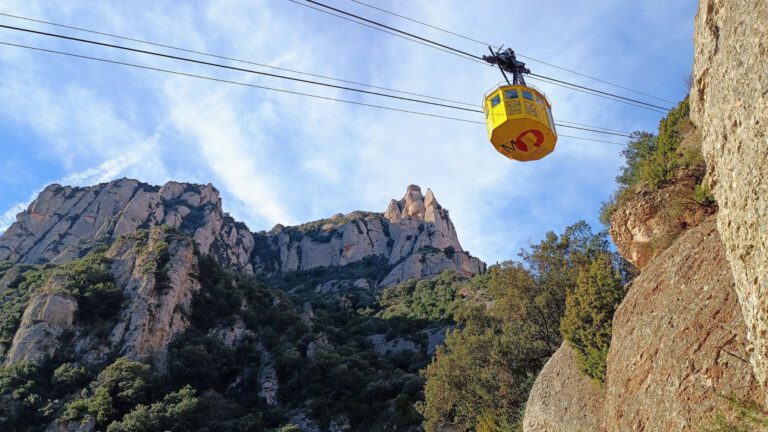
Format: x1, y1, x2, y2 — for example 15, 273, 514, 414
256, 184, 485, 286
0, 182, 484, 288
0, 179, 254, 273
691, 0, 768, 388
5, 275, 77, 364
609, 171, 713, 269
4, 227, 201, 367
106, 228, 201, 364
523, 342, 605, 432
605, 218, 760, 431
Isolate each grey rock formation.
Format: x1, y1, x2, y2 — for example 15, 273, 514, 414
0, 182, 484, 288
253, 184, 485, 286
367, 334, 420, 356
259, 351, 279, 406
691, 0, 768, 389
523, 342, 604, 432
106, 228, 201, 365
4, 226, 202, 368
0, 179, 254, 273
5, 275, 77, 364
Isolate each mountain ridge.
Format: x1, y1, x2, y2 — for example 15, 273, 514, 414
0, 180, 485, 288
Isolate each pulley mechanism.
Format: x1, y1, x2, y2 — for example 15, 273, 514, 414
482, 47, 530, 86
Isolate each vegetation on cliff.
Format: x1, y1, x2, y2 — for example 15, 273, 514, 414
601, 97, 712, 226
559, 254, 625, 382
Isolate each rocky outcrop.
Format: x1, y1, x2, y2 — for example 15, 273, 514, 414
605, 218, 760, 431
255, 185, 485, 286
106, 228, 200, 364
4, 275, 77, 364
609, 170, 714, 268
523, 342, 605, 432
4, 227, 201, 367
524, 217, 761, 431
0, 179, 254, 273
0, 182, 484, 288
367, 334, 420, 356
691, 0, 768, 388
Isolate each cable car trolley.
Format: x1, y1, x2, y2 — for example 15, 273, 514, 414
482, 47, 557, 162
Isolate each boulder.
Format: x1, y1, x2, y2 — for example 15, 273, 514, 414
4, 275, 77, 364
523, 342, 605, 432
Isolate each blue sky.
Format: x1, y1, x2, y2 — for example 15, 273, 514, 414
0, 0, 697, 264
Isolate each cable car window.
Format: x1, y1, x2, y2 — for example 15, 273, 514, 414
504, 89, 519, 99
536, 95, 542, 103
491, 94, 501, 107
522, 91, 534, 101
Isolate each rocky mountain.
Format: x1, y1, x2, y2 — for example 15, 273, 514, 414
0, 182, 484, 289
0, 181, 484, 431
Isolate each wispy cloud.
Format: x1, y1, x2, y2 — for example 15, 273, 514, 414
0, 140, 154, 233
0, 0, 697, 261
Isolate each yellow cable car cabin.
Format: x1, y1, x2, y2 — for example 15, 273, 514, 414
483, 84, 557, 161
481, 47, 558, 162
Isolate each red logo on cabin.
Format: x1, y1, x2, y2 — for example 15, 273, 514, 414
514, 129, 544, 152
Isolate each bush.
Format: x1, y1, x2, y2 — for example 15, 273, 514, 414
52, 363, 89, 388
694, 183, 716, 205
378, 270, 464, 322
56, 250, 122, 324
560, 254, 625, 382
620, 98, 691, 189
63, 358, 152, 426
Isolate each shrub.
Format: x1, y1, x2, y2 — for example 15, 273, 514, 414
63, 358, 151, 426
694, 183, 716, 205
560, 254, 625, 382
52, 363, 89, 388
56, 250, 122, 324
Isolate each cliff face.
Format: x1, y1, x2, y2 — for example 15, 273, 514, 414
525, 218, 759, 432
604, 218, 760, 431
691, 0, 768, 388
3, 226, 201, 369
0, 179, 254, 273
524, 1, 768, 424
608, 169, 714, 269
0, 182, 484, 289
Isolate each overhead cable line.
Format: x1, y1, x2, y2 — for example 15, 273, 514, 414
284, 0, 486, 65
294, 0, 672, 112
345, 0, 676, 105
0, 40, 628, 147
0, 12, 635, 133
0, 11, 477, 108
289, 0, 666, 114
0, 24, 632, 137
0, 23, 479, 113
0, 41, 480, 124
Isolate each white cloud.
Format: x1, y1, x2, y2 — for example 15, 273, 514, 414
0, 0, 697, 262
0, 141, 153, 233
